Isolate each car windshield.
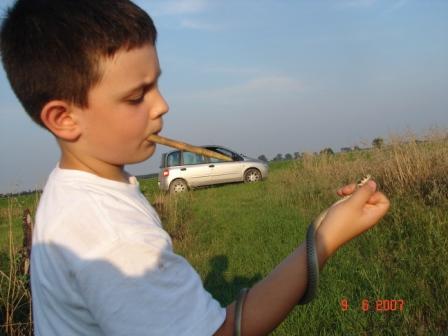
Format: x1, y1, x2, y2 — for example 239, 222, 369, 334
207, 147, 240, 162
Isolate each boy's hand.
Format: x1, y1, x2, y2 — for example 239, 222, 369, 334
316, 180, 390, 259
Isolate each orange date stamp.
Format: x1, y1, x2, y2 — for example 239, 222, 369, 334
340, 298, 405, 312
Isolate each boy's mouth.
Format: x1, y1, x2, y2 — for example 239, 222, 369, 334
146, 131, 161, 145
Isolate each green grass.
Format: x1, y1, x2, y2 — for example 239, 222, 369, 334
1, 136, 447, 335
161, 162, 447, 335
0, 195, 39, 273
0, 195, 36, 335
138, 176, 160, 201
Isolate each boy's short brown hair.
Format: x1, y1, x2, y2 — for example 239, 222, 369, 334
0, 0, 157, 129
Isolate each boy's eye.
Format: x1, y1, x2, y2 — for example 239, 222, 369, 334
127, 95, 144, 105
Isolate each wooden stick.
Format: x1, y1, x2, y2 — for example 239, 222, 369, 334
147, 134, 233, 162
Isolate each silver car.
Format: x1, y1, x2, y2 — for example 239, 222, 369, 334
158, 145, 269, 193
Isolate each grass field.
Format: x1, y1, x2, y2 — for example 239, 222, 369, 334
1, 132, 447, 335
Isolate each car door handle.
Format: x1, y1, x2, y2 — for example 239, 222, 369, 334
181, 168, 187, 171
209, 164, 215, 168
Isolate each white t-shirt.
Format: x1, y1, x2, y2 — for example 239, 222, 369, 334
31, 164, 226, 336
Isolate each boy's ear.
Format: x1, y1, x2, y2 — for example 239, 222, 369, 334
40, 101, 82, 141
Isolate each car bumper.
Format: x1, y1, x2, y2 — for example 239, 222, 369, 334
158, 178, 169, 191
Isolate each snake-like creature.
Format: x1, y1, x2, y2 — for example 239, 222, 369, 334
234, 175, 373, 335
298, 174, 372, 304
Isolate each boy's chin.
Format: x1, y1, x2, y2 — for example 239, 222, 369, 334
127, 147, 156, 164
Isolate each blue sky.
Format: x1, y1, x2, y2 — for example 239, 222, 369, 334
1, 0, 447, 193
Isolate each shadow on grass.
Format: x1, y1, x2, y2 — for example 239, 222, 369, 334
204, 255, 262, 306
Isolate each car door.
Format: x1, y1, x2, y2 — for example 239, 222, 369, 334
206, 147, 243, 183
180, 151, 211, 187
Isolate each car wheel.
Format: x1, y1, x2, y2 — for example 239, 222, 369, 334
244, 168, 262, 183
169, 179, 189, 193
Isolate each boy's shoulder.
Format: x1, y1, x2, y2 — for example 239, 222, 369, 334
35, 165, 167, 257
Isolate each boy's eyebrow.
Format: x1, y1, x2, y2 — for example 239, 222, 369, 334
121, 69, 162, 97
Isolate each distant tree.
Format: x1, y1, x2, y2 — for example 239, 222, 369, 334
272, 153, 283, 161
340, 147, 351, 152
320, 147, 334, 155
284, 153, 293, 160
372, 137, 384, 149
353, 145, 361, 151
258, 154, 268, 162
294, 152, 302, 159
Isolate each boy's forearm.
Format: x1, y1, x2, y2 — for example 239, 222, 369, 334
214, 237, 331, 336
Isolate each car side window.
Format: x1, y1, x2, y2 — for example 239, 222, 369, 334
183, 151, 207, 165
209, 156, 225, 163
167, 151, 181, 167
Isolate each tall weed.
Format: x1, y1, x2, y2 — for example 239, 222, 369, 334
289, 130, 448, 205
0, 199, 34, 336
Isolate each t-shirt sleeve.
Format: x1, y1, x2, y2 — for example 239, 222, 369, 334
75, 238, 226, 336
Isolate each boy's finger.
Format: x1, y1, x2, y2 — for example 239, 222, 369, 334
337, 183, 356, 196
363, 192, 391, 223
348, 180, 377, 207
367, 191, 388, 205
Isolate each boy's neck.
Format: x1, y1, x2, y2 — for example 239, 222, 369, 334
59, 152, 130, 184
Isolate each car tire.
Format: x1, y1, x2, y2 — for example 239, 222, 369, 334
244, 168, 262, 183
169, 179, 189, 194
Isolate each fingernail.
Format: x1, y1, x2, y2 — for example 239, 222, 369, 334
367, 180, 376, 191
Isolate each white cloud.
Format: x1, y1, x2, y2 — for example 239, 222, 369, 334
140, 0, 220, 31
180, 19, 220, 31
383, 0, 408, 14
339, 0, 378, 8
150, 0, 209, 16
338, 0, 408, 11
201, 66, 261, 75
181, 75, 305, 103
236, 76, 304, 94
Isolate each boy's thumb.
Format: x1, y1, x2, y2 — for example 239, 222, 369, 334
349, 180, 377, 206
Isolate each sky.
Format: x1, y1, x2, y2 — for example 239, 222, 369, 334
1, 0, 447, 194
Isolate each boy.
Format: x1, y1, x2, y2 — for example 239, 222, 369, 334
0, 0, 390, 335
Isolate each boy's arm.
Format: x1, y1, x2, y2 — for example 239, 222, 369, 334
214, 180, 390, 336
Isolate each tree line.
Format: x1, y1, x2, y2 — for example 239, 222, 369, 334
257, 137, 386, 162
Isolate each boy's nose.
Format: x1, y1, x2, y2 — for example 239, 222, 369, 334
151, 89, 169, 119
